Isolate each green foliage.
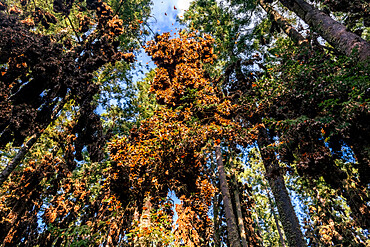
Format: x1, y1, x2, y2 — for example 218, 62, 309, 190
126, 206, 175, 246
180, 0, 256, 78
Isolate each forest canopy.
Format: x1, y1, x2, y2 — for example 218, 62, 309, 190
0, 0, 369, 246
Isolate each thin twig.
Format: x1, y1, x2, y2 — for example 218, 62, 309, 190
114, 0, 126, 16
67, 16, 82, 43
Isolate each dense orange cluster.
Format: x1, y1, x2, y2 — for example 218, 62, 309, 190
109, 32, 251, 243
145, 32, 218, 107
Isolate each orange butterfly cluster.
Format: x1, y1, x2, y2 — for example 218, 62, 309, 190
108, 32, 255, 243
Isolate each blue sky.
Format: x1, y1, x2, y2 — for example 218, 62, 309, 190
150, 0, 192, 32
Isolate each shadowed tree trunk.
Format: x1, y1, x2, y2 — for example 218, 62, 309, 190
317, 152, 370, 230
278, 0, 370, 62
137, 196, 152, 247
346, 137, 370, 186
258, 0, 307, 44
232, 176, 248, 247
215, 145, 241, 247
213, 193, 221, 247
267, 189, 287, 247
257, 127, 306, 247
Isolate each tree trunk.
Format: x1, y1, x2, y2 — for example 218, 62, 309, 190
232, 178, 248, 247
139, 197, 152, 247
267, 189, 286, 247
279, 0, 370, 63
352, 145, 370, 186
215, 145, 241, 247
257, 127, 306, 247
0, 133, 40, 187
346, 137, 370, 186
340, 184, 370, 230
213, 193, 221, 247
258, 0, 307, 44
254, 214, 264, 247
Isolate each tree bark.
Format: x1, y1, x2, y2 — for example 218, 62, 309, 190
278, 0, 370, 63
267, 189, 286, 247
215, 145, 241, 247
340, 184, 370, 230
0, 133, 40, 186
258, 0, 307, 44
346, 136, 370, 186
257, 127, 306, 247
213, 193, 221, 247
138, 196, 152, 247
232, 177, 248, 247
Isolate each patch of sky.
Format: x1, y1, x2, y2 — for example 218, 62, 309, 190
168, 190, 180, 228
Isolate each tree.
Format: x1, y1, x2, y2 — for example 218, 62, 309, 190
258, 0, 307, 45
110, 32, 235, 245
278, 0, 370, 62
215, 145, 242, 247
257, 126, 306, 247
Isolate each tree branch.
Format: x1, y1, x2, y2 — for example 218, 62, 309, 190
0, 94, 70, 187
